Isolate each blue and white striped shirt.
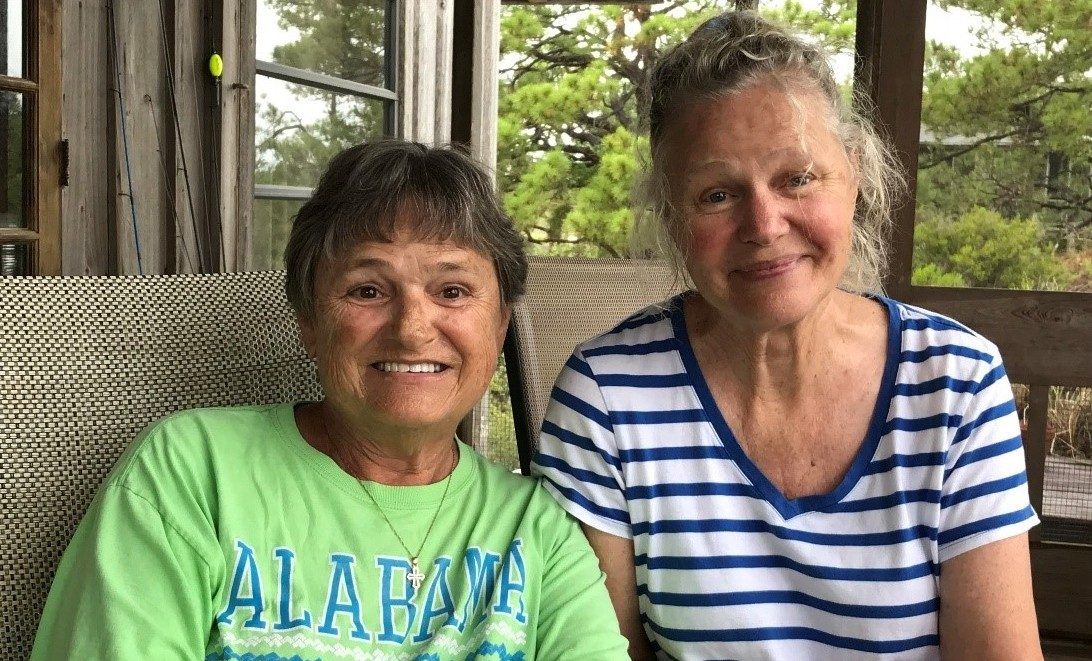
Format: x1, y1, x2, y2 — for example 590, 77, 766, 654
532, 294, 1037, 660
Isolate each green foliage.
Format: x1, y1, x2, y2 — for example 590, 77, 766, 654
1, 94, 24, 229
913, 207, 1073, 289
254, 0, 1089, 281
920, 0, 1091, 247
497, 0, 1089, 281
497, 1, 856, 256
484, 358, 519, 470
911, 263, 966, 287
265, 0, 386, 86
254, 0, 387, 184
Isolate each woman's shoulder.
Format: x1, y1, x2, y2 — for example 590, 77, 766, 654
880, 295, 1002, 359
146, 403, 286, 430
110, 403, 292, 488
132, 403, 288, 449
571, 292, 683, 361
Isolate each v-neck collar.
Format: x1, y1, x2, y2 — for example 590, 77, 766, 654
668, 292, 901, 519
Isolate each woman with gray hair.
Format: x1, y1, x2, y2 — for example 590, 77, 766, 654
533, 12, 1040, 660
32, 141, 629, 660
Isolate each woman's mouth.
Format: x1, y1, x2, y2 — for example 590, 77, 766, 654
734, 256, 801, 280
372, 362, 448, 373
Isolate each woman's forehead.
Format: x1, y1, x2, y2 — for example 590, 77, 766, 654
666, 91, 842, 165
665, 76, 832, 133
324, 206, 467, 253
319, 236, 492, 277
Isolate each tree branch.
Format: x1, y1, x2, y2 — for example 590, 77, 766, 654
986, 172, 1092, 230
523, 226, 621, 258
525, 45, 593, 69
918, 129, 1022, 169
256, 123, 311, 150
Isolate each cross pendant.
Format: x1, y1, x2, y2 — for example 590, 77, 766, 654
408, 557, 425, 590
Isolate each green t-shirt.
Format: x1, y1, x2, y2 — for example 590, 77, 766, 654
31, 404, 628, 660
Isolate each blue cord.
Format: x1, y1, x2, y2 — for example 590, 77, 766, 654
108, 1, 144, 275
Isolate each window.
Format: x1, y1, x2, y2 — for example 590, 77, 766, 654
0, 0, 61, 275
250, 0, 398, 270
912, 4, 1089, 293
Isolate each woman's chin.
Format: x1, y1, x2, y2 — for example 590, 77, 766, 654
711, 286, 837, 333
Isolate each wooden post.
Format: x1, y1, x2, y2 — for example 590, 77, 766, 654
36, 0, 63, 274
61, 0, 113, 274
1025, 384, 1049, 544
220, 0, 256, 272
469, 0, 499, 172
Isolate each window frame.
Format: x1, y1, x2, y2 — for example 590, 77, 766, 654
251, 0, 400, 206
0, 0, 61, 275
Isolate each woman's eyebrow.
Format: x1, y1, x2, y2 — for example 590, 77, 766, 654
340, 256, 389, 273
690, 148, 811, 172
433, 259, 476, 274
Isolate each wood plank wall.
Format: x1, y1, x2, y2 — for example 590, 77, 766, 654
61, 0, 114, 275
61, 0, 225, 276
220, 0, 255, 272
401, 0, 455, 145
173, 0, 220, 274
61, 1, 451, 275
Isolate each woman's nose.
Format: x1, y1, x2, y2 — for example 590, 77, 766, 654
392, 294, 434, 346
737, 190, 790, 246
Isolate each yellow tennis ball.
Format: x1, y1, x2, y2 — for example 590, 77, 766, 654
209, 53, 224, 78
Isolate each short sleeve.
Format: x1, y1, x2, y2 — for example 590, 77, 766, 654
31, 414, 226, 660
30, 484, 219, 659
938, 349, 1039, 563
531, 350, 631, 538
534, 500, 630, 659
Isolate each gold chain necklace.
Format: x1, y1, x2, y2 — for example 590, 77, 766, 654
358, 442, 458, 591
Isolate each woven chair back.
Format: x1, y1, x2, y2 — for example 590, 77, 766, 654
504, 257, 684, 474
0, 271, 322, 658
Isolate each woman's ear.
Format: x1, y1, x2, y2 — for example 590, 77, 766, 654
496, 304, 513, 348
297, 314, 317, 360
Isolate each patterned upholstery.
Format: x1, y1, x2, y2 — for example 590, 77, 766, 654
504, 257, 685, 474
0, 271, 322, 658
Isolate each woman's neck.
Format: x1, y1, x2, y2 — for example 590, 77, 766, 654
685, 290, 864, 400
295, 402, 458, 486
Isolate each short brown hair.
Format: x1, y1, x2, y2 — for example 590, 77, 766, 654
284, 140, 528, 318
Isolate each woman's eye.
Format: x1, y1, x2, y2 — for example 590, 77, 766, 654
441, 286, 466, 300
705, 191, 729, 204
787, 172, 814, 188
352, 285, 379, 299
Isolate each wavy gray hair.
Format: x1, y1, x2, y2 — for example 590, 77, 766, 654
635, 10, 905, 293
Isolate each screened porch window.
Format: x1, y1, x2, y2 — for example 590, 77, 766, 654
250, 0, 399, 270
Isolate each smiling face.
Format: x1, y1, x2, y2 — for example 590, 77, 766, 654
663, 81, 859, 331
298, 218, 510, 443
